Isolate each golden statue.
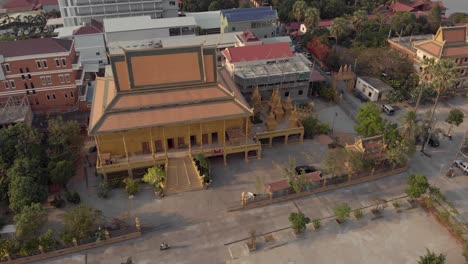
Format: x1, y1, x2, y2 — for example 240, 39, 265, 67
266, 111, 277, 131
283, 96, 293, 116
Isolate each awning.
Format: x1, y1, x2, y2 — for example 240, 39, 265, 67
83, 63, 99, 73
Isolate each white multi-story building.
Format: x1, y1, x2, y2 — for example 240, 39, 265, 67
58, 0, 179, 27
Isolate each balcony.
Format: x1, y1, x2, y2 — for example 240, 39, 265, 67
75, 70, 85, 86
72, 56, 82, 70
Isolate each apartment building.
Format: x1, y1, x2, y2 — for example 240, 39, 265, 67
0, 38, 85, 116
58, 0, 179, 27
220, 7, 279, 38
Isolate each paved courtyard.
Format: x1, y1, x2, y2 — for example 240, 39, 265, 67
228, 208, 464, 264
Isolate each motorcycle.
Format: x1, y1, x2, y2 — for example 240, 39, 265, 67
160, 243, 170, 250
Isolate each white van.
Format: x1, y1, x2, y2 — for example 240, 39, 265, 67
381, 104, 395, 116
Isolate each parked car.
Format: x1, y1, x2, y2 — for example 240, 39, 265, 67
353, 91, 369, 103
427, 135, 440, 147
295, 165, 317, 175
453, 160, 468, 175
381, 104, 395, 116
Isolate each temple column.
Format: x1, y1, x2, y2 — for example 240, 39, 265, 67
122, 134, 129, 162
149, 128, 155, 160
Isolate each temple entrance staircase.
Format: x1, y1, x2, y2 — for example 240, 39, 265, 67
165, 157, 203, 194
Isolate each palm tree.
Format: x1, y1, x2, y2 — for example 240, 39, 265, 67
420, 59, 457, 152
414, 58, 436, 112
400, 110, 418, 143
330, 17, 349, 46
304, 7, 320, 34
292, 0, 307, 22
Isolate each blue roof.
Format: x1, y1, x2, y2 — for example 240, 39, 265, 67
221, 7, 278, 22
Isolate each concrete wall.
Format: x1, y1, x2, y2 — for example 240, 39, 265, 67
355, 78, 389, 102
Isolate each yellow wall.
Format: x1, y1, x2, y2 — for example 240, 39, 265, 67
96, 117, 246, 156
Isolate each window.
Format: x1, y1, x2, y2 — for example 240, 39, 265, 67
55, 59, 60, 67
284, 91, 289, 97
24, 83, 28, 89
46, 76, 52, 84
98, 60, 103, 64
30, 82, 34, 89
42, 60, 48, 68
298, 90, 303, 95
21, 75, 25, 80
96, 52, 100, 56
3, 81, 9, 89
26, 90, 30, 96
33, 90, 36, 94
9, 80, 15, 88
28, 74, 31, 79
20, 68, 23, 73
65, 74, 70, 83
52, 93, 56, 100
64, 92, 68, 98
70, 91, 74, 98
26, 67, 29, 72
464, 58, 468, 63
36, 60, 42, 69
35, 97, 39, 104
40, 76, 46, 85
169, 1, 175, 5
61, 58, 66, 66
59, 75, 65, 83
4, 64, 10, 72
46, 94, 51, 100
232, 27, 236, 31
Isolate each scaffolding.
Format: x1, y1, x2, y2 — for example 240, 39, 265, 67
0, 95, 32, 127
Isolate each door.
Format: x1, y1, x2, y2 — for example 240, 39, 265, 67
142, 142, 150, 154
190, 135, 197, 146
202, 134, 209, 145
211, 132, 218, 144
167, 138, 174, 149
155, 140, 163, 152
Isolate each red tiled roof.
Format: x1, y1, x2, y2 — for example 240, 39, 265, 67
318, 19, 333, 27
239, 29, 259, 42
74, 25, 101, 35
222, 42, 294, 63
2, 0, 35, 8
90, 19, 104, 32
390, 2, 414, 12
412, 0, 445, 10
0, 38, 73, 58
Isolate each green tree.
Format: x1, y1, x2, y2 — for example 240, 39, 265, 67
14, 203, 47, 242
208, 1, 220, 11
446, 109, 464, 135
415, 58, 437, 112
429, 3, 442, 29
418, 249, 446, 264
304, 7, 320, 34
290, 170, 307, 194
47, 117, 82, 162
347, 151, 364, 174
48, 160, 74, 185
62, 205, 103, 241
292, 0, 307, 22
449, 12, 468, 23
330, 17, 349, 45
288, 212, 309, 233
355, 103, 386, 137
351, 9, 368, 32
391, 12, 417, 36
406, 174, 429, 199
421, 59, 457, 152
123, 178, 139, 195
323, 148, 348, 178
383, 123, 402, 148
142, 166, 166, 190
387, 140, 412, 169
333, 203, 351, 222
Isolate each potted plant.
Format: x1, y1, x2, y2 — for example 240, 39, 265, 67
333, 203, 351, 224
289, 212, 309, 235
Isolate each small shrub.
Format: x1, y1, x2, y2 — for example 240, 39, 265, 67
423, 197, 434, 209
312, 219, 321, 230
50, 195, 65, 208
97, 181, 110, 199
38, 229, 56, 250
247, 230, 256, 250
437, 211, 451, 225
19, 238, 39, 256
392, 201, 400, 208
289, 212, 309, 233
65, 191, 81, 204
353, 209, 364, 219
123, 178, 139, 195
333, 203, 351, 223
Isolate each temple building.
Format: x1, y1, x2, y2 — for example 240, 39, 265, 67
88, 45, 263, 186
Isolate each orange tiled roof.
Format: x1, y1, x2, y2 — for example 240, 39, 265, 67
414, 25, 468, 58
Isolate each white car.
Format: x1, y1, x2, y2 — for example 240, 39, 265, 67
453, 160, 468, 175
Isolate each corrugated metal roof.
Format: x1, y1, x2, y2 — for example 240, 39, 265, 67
161, 32, 241, 48
185, 11, 220, 29
221, 7, 277, 22
103, 16, 196, 33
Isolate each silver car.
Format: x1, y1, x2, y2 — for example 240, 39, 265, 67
454, 160, 468, 175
